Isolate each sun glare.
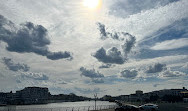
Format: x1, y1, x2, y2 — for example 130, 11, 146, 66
83, 0, 100, 9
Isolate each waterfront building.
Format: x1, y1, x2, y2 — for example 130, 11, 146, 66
125, 87, 188, 102
128, 90, 144, 102
0, 92, 7, 104
149, 87, 188, 98
0, 87, 49, 105
16, 87, 49, 104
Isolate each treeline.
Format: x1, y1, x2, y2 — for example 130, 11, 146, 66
100, 94, 187, 103
48, 93, 92, 102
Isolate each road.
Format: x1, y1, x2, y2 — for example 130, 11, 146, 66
96, 103, 188, 111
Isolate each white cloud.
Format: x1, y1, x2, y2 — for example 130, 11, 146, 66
181, 63, 188, 70
118, 55, 188, 70
151, 38, 188, 50
102, 0, 188, 42
159, 69, 186, 78
108, 0, 179, 18
74, 87, 104, 94
18, 72, 49, 81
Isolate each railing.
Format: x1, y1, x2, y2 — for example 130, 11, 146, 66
0, 105, 118, 111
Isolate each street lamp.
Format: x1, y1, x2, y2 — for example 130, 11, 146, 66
94, 93, 97, 110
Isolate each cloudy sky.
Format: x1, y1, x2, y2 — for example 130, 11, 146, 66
0, 0, 188, 97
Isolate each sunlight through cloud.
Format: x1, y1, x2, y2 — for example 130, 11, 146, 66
83, 0, 101, 9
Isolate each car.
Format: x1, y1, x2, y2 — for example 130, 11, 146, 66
115, 104, 140, 111
114, 100, 123, 106
139, 103, 158, 111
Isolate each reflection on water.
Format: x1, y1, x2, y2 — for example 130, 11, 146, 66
0, 101, 117, 111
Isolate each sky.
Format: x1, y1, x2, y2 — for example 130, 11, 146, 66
0, 0, 188, 97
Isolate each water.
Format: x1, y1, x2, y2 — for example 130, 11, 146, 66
0, 101, 117, 111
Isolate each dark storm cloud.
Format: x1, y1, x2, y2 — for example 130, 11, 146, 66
46, 52, 73, 60
153, 84, 160, 87
120, 69, 138, 79
97, 22, 108, 40
0, 15, 72, 60
80, 67, 105, 84
95, 22, 136, 64
122, 35, 136, 55
146, 63, 167, 73
2, 57, 30, 72
97, 22, 136, 41
109, 0, 179, 18
97, 22, 120, 40
20, 72, 49, 80
99, 64, 112, 69
91, 78, 104, 83
145, 63, 186, 78
93, 47, 125, 64
80, 67, 104, 78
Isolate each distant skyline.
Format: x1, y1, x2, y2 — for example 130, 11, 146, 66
0, 0, 188, 97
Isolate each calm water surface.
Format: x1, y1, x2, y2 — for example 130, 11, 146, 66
0, 101, 117, 111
